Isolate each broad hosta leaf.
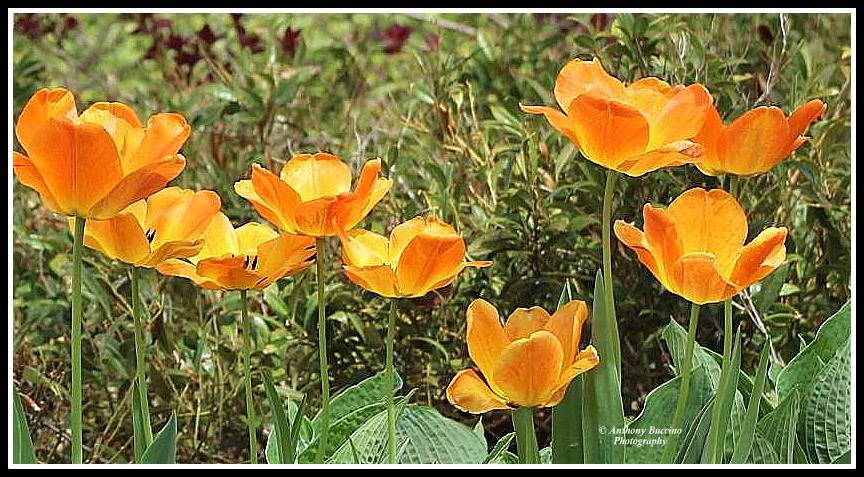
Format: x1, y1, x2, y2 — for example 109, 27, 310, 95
624, 367, 715, 463
13, 389, 37, 464
140, 413, 178, 464
662, 318, 721, 384
312, 370, 403, 434
581, 270, 625, 464
674, 396, 714, 464
776, 301, 850, 400
800, 338, 851, 464
747, 430, 780, 464
483, 432, 516, 464
756, 390, 800, 464
299, 400, 390, 462
328, 401, 486, 464
539, 446, 552, 464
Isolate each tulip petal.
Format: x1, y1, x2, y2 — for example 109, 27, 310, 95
614, 219, 663, 285
256, 233, 316, 282
669, 252, 738, 305
280, 152, 352, 201
123, 113, 190, 173
196, 255, 260, 291
648, 84, 712, 149
156, 258, 221, 290
139, 239, 204, 268
340, 229, 389, 267
788, 99, 826, 139
543, 300, 590, 367
12, 152, 61, 213
624, 77, 677, 124
395, 230, 466, 297
492, 330, 564, 408
503, 306, 551, 341
235, 222, 279, 256
641, 203, 683, 284
666, 188, 747, 273
614, 140, 703, 177
344, 265, 400, 298
294, 197, 340, 237
335, 159, 392, 230
554, 58, 625, 111
567, 94, 649, 171
518, 104, 580, 147
145, 188, 221, 249
79, 102, 142, 158
446, 369, 509, 414
236, 164, 302, 233
717, 106, 792, 175
81, 210, 151, 265
466, 299, 509, 391
544, 346, 600, 407
693, 105, 726, 176
89, 154, 185, 219
196, 213, 240, 259
729, 227, 787, 288
389, 216, 429, 264
15, 88, 78, 153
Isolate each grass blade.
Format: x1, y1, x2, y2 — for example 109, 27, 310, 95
263, 372, 290, 464
13, 389, 37, 464
730, 344, 770, 463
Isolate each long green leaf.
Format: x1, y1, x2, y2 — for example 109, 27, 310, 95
263, 373, 290, 464
581, 270, 625, 463
140, 413, 178, 464
131, 381, 152, 463
551, 280, 584, 464
730, 344, 771, 463
706, 327, 742, 463
483, 432, 516, 464
674, 396, 715, 464
13, 389, 37, 464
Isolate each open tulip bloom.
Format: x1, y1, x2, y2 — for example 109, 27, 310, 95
13, 87, 189, 219
693, 99, 827, 176
234, 152, 392, 237
157, 212, 316, 291
520, 58, 713, 177
340, 215, 493, 298
614, 188, 787, 305
77, 187, 221, 268
447, 299, 599, 412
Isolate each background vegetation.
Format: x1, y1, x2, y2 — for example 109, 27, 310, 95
12, 12, 851, 463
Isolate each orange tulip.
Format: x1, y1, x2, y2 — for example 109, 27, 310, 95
520, 58, 713, 176
13, 87, 189, 219
446, 299, 599, 412
156, 212, 316, 290
72, 187, 221, 268
234, 152, 392, 237
340, 216, 492, 298
614, 188, 788, 305
693, 99, 827, 176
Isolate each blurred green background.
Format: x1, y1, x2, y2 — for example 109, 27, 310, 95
12, 12, 851, 463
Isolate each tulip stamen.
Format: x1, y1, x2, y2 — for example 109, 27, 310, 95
243, 255, 250, 269
145, 229, 156, 243
251, 256, 258, 270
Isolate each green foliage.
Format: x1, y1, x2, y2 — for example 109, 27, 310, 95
13, 389, 38, 464
140, 413, 178, 464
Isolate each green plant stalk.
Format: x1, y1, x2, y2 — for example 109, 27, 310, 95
240, 289, 258, 464
130, 266, 154, 453
601, 170, 622, 376
661, 302, 701, 463
70, 216, 86, 464
512, 407, 539, 464
314, 237, 331, 464
386, 299, 398, 464
707, 299, 735, 463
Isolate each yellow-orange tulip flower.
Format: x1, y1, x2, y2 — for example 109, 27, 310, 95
340, 216, 492, 298
447, 299, 599, 412
693, 99, 827, 176
73, 187, 221, 268
614, 188, 788, 305
156, 212, 316, 290
13, 87, 189, 219
520, 58, 713, 176
234, 152, 392, 237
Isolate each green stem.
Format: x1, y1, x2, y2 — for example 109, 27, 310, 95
240, 289, 258, 464
708, 299, 734, 463
512, 407, 539, 464
601, 170, 621, 376
314, 237, 331, 464
70, 216, 86, 464
130, 266, 153, 455
661, 302, 701, 463
386, 299, 397, 464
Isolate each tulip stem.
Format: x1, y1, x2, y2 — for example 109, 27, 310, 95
386, 299, 398, 464
130, 266, 153, 459
314, 237, 331, 464
512, 407, 540, 464
707, 299, 735, 463
601, 170, 621, 376
70, 216, 86, 464
240, 289, 258, 464
661, 302, 701, 463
